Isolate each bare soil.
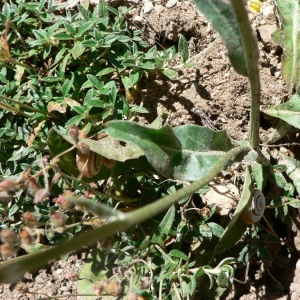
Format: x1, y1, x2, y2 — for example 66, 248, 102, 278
2, 0, 299, 299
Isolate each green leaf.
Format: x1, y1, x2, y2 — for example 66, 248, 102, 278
274, 0, 300, 90
41, 76, 63, 83
131, 105, 149, 114
61, 74, 74, 96
194, 267, 205, 279
169, 249, 188, 261
252, 163, 264, 190
2, 3, 10, 19
72, 105, 85, 115
8, 147, 33, 162
62, 53, 71, 72
162, 68, 178, 80
77, 4, 90, 21
84, 99, 105, 108
271, 197, 289, 218
258, 244, 272, 266
76, 21, 95, 37
87, 74, 103, 91
33, 29, 47, 40
207, 222, 224, 238
217, 270, 230, 288
65, 115, 83, 126
47, 128, 79, 177
81, 40, 97, 47
194, 0, 247, 76
96, 67, 115, 77
71, 41, 85, 59
38, 0, 47, 11
151, 205, 175, 244
264, 93, 300, 129
97, 0, 109, 20
83, 88, 93, 104
53, 32, 72, 40
178, 34, 189, 63
121, 71, 140, 90
286, 198, 300, 208
52, 127, 144, 162
216, 257, 236, 268
269, 169, 288, 189
64, 22, 76, 36
105, 121, 235, 181
275, 149, 300, 195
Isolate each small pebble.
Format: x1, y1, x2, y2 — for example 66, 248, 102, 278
143, 1, 153, 14
280, 147, 288, 154
263, 5, 275, 21
133, 15, 143, 25
274, 71, 281, 79
166, 0, 177, 8
56, 269, 63, 275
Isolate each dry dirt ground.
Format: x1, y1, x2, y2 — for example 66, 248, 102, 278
2, 0, 299, 299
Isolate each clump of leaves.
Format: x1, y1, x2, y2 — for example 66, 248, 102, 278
0, 0, 181, 231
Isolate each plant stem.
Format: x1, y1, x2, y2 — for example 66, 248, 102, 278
9, 57, 40, 71
0, 144, 250, 284
0, 95, 47, 116
230, 0, 261, 149
0, 101, 32, 117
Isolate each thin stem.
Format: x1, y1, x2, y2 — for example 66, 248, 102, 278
50, 145, 76, 165
230, 0, 260, 149
0, 101, 32, 117
9, 57, 39, 71
32, 292, 106, 299
0, 95, 47, 115
52, 166, 139, 202
0, 144, 251, 283
260, 142, 300, 147
267, 199, 300, 208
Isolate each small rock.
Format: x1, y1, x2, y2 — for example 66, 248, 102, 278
166, 0, 177, 8
133, 15, 143, 25
202, 182, 239, 215
143, 1, 153, 14
279, 147, 288, 155
277, 62, 281, 70
56, 269, 63, 275
262, 5, 275, 22
274, 71, 281, 79
259, 23, 278, 44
